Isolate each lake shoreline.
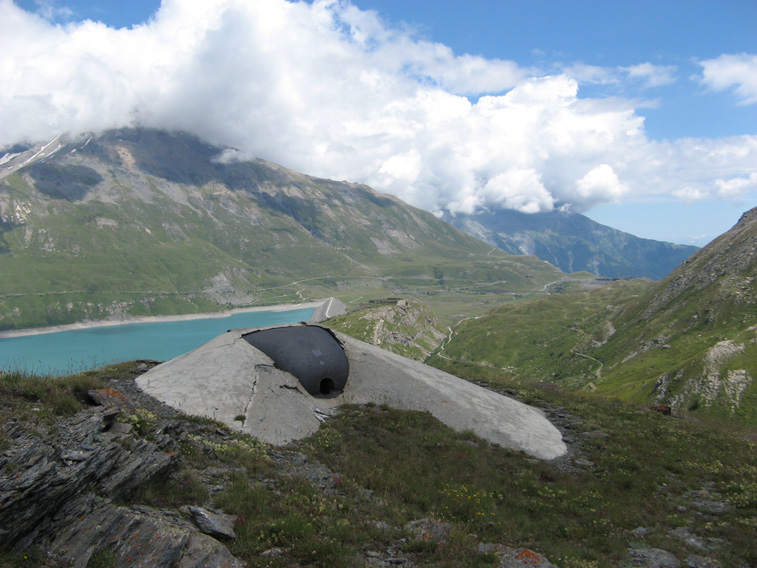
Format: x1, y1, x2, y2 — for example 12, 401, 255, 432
0, 300, 327, 339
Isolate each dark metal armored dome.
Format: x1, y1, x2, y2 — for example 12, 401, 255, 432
242, 325, 348, 398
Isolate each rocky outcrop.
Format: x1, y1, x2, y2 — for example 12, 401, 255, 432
326, 300, 448, 361
0, 392, 244, 567
628, 547, 681, 567
477, 544, 559, 568
48, 498, 243, 568
1, 406, 175, 548
653, 336, 755, 414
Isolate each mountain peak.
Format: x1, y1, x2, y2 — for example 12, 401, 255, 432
641, 205, 756, 320
737, 205, 757, 226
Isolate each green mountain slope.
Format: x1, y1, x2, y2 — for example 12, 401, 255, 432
0, 129, 562, 330
430, 278, 651, 383
432, 208, 757, 425
444, 208, 698, 279
596, 207, 757, 420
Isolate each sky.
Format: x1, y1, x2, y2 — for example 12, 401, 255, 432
1, 0, 756, 246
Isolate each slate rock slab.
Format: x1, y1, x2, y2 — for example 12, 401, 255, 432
628, 547, 681, 568
405, 518, 450, 544
88, 388, 136, 410
183, 505, 237, 540
684, 555, 721, 568
1, 400, 178, 552
49, 496, 243, 568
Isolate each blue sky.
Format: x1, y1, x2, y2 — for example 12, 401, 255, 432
4, 0, 756, 245
367, 1, 757, 136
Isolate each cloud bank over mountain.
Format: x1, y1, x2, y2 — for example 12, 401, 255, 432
1, 0, 755, 218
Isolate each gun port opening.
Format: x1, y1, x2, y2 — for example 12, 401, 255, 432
320, 378, 335, 395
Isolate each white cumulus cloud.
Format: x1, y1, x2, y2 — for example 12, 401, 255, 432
0, 0, 755, 221
715, 173, 757, 199
576, 164, 628, 203
481, 169, 554, 214
622, 63, 677, 88
699, 53, 757, 105
673, 186, 709, 202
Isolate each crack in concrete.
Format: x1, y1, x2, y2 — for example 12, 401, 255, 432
240, 375, 257, 422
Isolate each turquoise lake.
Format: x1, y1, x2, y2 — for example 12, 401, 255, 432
0, 307, 315, 376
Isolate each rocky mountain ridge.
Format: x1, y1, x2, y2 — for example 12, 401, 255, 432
641, 207, 757, 319
0, 128, 562, 330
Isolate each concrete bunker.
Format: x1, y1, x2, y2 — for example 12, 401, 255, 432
137, 325, 568, 458
243, 325, 348, 398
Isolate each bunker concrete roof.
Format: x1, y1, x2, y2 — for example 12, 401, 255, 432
136, 324, 566, 460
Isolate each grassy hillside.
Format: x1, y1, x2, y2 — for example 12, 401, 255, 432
428, 279, 651, 386
2, 363, 755, 567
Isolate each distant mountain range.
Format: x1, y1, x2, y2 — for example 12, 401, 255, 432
0, 128, 562, 330
443, 208, 699, 280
